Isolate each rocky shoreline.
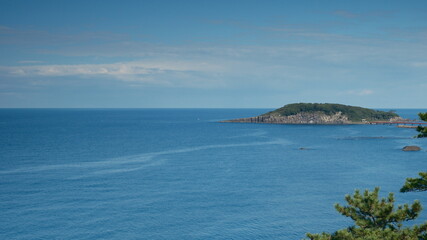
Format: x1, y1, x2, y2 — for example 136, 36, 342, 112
221, 111, 356, 124
221, 112, 405, 125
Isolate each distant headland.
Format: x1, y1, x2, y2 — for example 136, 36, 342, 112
222, 103, 402, 125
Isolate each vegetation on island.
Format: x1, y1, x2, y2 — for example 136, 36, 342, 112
262, 103, 399, 122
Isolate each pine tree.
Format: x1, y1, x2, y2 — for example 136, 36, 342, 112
401, 172, 427, 193
305, 188, 427, 240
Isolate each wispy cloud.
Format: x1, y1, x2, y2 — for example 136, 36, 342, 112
333, 10, 360, 19
0, 25, 128, 45
345, 89, 374, 96
1, 19, 426, 94
411, 62, 427, 68
0, 61, 225, 87
332, 10, 392, 19
0, 25, 11, 31
18, 60, 44, 64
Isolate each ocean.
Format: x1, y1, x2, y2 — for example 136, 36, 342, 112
1, 108, 426, 239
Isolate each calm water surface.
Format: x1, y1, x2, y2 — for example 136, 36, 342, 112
1, 108, 426, 239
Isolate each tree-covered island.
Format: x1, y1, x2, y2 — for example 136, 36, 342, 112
222, 103, 401, 124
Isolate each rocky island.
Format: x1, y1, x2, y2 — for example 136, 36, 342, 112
222, 103, 401, 124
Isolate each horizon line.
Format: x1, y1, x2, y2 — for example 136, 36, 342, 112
0, 107, 426, 110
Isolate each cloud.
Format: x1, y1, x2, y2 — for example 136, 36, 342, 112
0, 25, 11, 31
345, 89, 374, 96
333, 10, 360, 19
332, 10, 392, 19
411, 62, 427, 68
0, 61, 225, 87
2, 20, 427, 92
3, 61, 220, 76
0, 25, 128, 46
18, 60, 44, 64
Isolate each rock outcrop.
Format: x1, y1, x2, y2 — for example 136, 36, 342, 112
223, 111, 351, 124
402, 146, 421, 151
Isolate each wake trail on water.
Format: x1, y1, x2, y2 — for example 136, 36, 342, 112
227, 129, 268, 139
0, 139, 291, 176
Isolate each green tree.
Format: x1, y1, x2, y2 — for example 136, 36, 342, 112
401, 172, 427, 193
419, 113, 427, 121
306, 187, 427, 240
416, 113, 427, 138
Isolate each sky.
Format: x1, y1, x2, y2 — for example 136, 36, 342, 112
0, 0, 426, 108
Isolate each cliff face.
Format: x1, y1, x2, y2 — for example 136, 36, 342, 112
223, 111, 352, 124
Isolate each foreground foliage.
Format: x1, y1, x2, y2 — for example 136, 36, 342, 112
401, 172, 427, 193
305, 112, 427, 239
305, 188, 427, 240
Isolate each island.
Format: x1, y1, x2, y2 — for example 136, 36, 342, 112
222, 103, 401, 124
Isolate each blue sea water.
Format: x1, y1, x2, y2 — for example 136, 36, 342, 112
1, 108, 427, 239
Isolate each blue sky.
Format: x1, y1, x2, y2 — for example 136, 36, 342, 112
0, 0, 426, 108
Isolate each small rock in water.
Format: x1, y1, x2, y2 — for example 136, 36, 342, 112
402, 146, 421, 151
